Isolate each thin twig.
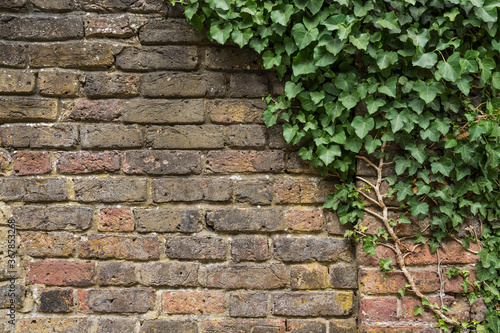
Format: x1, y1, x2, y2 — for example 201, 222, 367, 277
449, 235, 480, 254
356, 176, 377, 190
437, 249, 445, 307
356, 155, 380, 172
358, 189, 382, 207
364, 208, 385, 221
379, 242, 397, 252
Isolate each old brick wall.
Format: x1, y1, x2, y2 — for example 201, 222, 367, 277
0, 1, 358, 332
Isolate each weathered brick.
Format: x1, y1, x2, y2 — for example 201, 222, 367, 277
84, 72, 140, 97
207, 208, 284, 232
359, 326, 440, 333
13, 206, 92, 231
74, 177, 146, 202
231, 236, 269, 262
117, 46, 198, 71
39, 288, 73, 312
147, 125, 224, 149
84, 15, 134, 37
290, 264, 330, 290
16, 317, 93, 333
330, 263, 358, 289
26, 260, 95, 286
230, 73, 268, 97
78, 289, 155, 313
122, 99, 204, 124
0, 124, 77, 148
31, 0, 76, 11
19, 232, 75, 257
142, 72, 226, 97
400, 296, 470, 322
99, 207, 134, 232
139, 18, 206, 44
134, 208, 202, 233
152, 178, 232, 202
207, 150, 285, 173
326, 210, 350, 235
165, 236, 227, 260
57, 151, 121, 174
284, 208, 324, 232
286, 152, 318, 174
359, 269, 440, 294
359, 297, 398, 322
29, 42, 114, 69
0, 16, 83, 41
206, 47, 263, 71
81, 0, 166, 12
202, 264, 287, 289
97, 318, 137, 333
140, 262, 199, 287
267, 125, 293, 149
229, 292, 268, 318
79, 234, 159, 260
201, 319, 286, 333
13, 151, 51, 175
0, 149, 9, 173
80, 124, 143, 148
444, 269, 477, 293
275, 179, 334, 204
0, 283, 23, 309
0, 42, 26, 68
209, 99, 266, 124
0, 178, 67, 202
38, 69, 80, 97
140, 320, 198, 333
123, 150, 201, 175
286, 320, 327, 333
228, 125, 267, 147
0, 0, 26, 10
235, 180, 273, 205
163, 291, 225, 314
97, 262, 136, 286
0, 69, 35, 94
273, 291, 353, 317
274, 237, 351, 262
69, 99, 121, 121
329, 319, 357, 333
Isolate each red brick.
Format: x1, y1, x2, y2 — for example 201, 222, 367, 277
13, 151, 51, 175
359, 269, 440, 294
360, 326, 440, 333
162, 291, 225, 314
26, 260, 95, 286
69, 99, 122, 121
98, 207, 134, 232
284, 208, 323, 232
57, 151, 120, 174
401, 296, 470, 322
206, 150, 284, 173
275, 179, 334, 204
359, 297, 398, 322
79, 234, 159, 260
444, 269, 477, 293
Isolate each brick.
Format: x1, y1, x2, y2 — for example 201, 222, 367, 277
471, 298, 487, 322
270, 73, 286, 96
74, 177, 146, 202
202, 264, 287, 289
165, 236, 227, 260
272, 291, 353, 316
97, 262, 136, 286
329, 319, 357, 333
84, 72, 140, 97
79, 234, 159, 260
69, 99, 121, 121
0, 16, 83, 41
140, 320, 198, 333
146, 125, 224, 149
39, 288, 73, 312
359, 297, 398, 322
286, 152, 319, 174
209, 99, 266, 124
284, 208, 323, 232
29, 42, 114, 69
207, 208, 284, 232
19, 232, 75, 257
286, 320, 327, 333
98, 207, 134, 232
202, 319, 286, 333
330, 264, 358, 289
139, 18, 206, 44
124, 150, 201, 175
162, 291, 225, 314
16, 317, 93, 333
0, 0, 26, 10
274, 237, 352, 262
231, 236, 269, 262
205, 47, 263, 71
400, 296, 470, 322
0, 42, 26, 68
13, 206, 92, 231
13, 151, 51, 175
134, 208, 202, 233
31, 0, 76, 11
80, 124, 143, 148
0, 178, 67, 202
359, 326, 439, 333
228, 124, 267, 147
268, 125, 293, 149
291, 264, 330, 290
78, 289, 155, 313
0, 283, 23, 309
25, 260, 95, 286
275, 179, 334, 204
142, 72, 226, 97
229, 292, 267, 318
122, 99, 204, 124
0, 69, 35, 94
38, 69, 80, 97
140, 262, 199, 287
117, 46, 198, 71
207, 150, 285, 173
84, 15, 134, 37
359, 269, 440, 294
97, 318, 137, 333
235, 180, 273, 205
230, 73, 268, 97
81, 0, 166, 12
57, 151, 121, 174
152, 178, 232, 202
444, 269, 477, 293
0, 124, 77, 148
0, 149, 9, 173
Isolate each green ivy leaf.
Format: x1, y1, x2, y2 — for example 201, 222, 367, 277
210, 22, 233, 44
292, 50, 316, 76
317, 144, 341, 165
291, 23, 319, 50
413, 80, 445, 103
375, 11, 401, 33
352, 116, 375, 138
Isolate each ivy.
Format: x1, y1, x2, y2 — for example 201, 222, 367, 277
171, 0, 500, 330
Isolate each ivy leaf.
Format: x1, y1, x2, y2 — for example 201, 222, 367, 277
291, 23, 319, 50
492, 72, 500, 89
407, 27, 430, 48
282, 123, 298, 143
408, 197, 429, 216
365, 95, 386, 114
262, 50, 282, 69
317, 144, 341, 165
284, 81, 303, 99
406, 143, 427, 164
365, 135, 381, 154
375, 11, 401, 33
292, 51, 316, 76
339, 90, 360, 109
379, 258, 393, 271
210, 22, 233, 44
231, 28, 253, 48
376, 50, 399, 69
378, 77, 397, 98
271, 4, 295, 26
313, 45, 337, 67
351, 116, 375, 138
435, 53, 462, 82
413, 80, 445, 103
349, 33, 370, 50
394, 181, 414, 201
412, 52, 438, 69
414, 305, 424, 316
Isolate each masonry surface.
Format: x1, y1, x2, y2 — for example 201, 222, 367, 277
0, 1, 482, 332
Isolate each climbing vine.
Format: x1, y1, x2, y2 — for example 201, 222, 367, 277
170, 0, 500, 331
